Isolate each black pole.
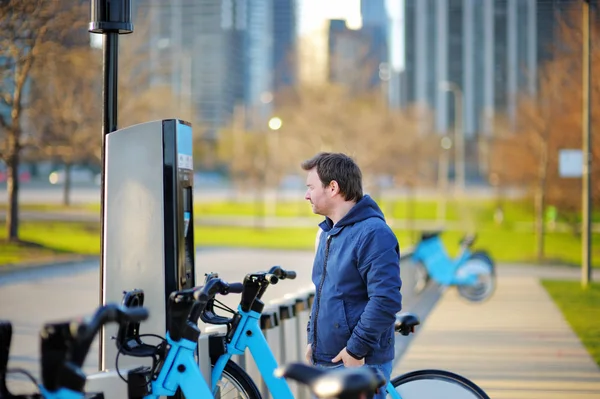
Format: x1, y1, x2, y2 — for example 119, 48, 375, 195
97, 31, 119, 369
103, 33, 119, 136
582, 0, 592, 287
89, 0, 133, 370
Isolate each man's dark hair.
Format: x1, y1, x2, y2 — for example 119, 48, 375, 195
301, 152, 363, 202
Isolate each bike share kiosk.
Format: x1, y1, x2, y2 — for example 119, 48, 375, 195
99, 119, 196, 369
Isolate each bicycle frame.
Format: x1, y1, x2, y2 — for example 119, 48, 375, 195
212, 306, 294, 398
387, 382, 401, 398
38, 387, 84, 399
211, 305, 406, 399
412, 235, 477, 286
146, 332, 214, 399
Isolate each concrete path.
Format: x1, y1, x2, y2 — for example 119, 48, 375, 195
392, 266, 600, 398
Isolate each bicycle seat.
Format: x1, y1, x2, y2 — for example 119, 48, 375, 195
395, 312, 420, 336
1, 321, 12, 397
420, 231, 442, 240
459, 234, 477, 247
275, 363, 385, 399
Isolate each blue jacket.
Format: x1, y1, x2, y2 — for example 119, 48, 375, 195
308, 195, 403, 366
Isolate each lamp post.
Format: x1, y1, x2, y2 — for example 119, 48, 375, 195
439, 81, 465, 195
437, 136, 452, 223
582, 0, 592, 287
265, 117, 282, 218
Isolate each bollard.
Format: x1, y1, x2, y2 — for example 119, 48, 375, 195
293, 288, 314, 399
259, 307, 280, 399
274, 297, 298, 365
197, 334, 212, 388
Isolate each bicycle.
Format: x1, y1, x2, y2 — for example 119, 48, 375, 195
117, 266, 490, 399
117, 266, 298, 399
0, 303, 148, 399
115, 276, 261, 399
186, 267, 492, 399
411, 231, 496, 302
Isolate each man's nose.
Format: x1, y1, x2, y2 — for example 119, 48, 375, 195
304, 191, 310, 201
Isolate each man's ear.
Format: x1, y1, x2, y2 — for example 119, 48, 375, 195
329, 180, 340, 196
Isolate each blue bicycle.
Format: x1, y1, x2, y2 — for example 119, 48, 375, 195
0, 304, 148, 399
195, 267, 491, 399
115, 276, 261, 399
411, 231, 496, 302
116, 266, 490, 398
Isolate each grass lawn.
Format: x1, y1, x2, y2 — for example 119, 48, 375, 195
541, 280, 600, 367
2, 218, 599, 268
0, 203, 91, 212
0, 221, 100, 266
1, 197, 599, 267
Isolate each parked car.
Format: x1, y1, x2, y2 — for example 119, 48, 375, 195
0, 170, 31, 183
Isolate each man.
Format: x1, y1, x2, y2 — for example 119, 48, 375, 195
302, 152, 402, 399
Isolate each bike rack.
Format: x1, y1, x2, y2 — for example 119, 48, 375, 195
82, 253, 414, 398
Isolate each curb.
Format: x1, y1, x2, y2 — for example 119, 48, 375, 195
0, 255, 99, 277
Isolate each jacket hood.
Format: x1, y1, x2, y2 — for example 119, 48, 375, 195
319, 195, 385, 234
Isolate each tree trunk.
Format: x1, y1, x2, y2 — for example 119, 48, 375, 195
535, 138, 548, 261
407, 182, 416, 244
62, 162, 72, 206
6, 144, 20, 242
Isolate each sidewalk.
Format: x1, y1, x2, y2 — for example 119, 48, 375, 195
392, 272, 600, 398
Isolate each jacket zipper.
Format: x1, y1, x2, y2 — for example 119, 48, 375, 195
312, 235, 332, 363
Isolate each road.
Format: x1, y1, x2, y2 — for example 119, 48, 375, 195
0, 248, 429, 394
0, 182, 527, 205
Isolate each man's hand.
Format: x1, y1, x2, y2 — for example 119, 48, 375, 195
332, 347, 365, 367
305, 344, 313, 364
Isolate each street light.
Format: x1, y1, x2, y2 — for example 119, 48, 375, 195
439, 80, 465, 194
437, 136, 452, 223
268, 116, 282, 131
265, 116, 282, 218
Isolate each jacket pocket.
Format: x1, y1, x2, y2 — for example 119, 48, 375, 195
378, 326, 394, 350
317, 298, 352, 357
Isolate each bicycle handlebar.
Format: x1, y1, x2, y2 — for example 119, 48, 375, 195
8, 304, 150, 395
193, 277, 243, 306
268, 266, 297, 281
67, 304, 149, 367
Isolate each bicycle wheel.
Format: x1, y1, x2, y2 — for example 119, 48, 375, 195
456, 251, 496, 303
212, 359, 262, 399
389, 369, 490, 399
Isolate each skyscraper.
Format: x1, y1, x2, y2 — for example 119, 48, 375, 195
399, 0, 560, 138
144, 0, 298, 137
272, 0, 298, 97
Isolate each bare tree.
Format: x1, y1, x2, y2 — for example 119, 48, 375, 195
489, 4, 600, 260
26, 46, 102, 205
0, 0, 86, 241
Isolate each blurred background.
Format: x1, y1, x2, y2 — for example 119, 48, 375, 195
0, 0, 599, 270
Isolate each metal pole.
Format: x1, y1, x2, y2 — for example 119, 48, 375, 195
582, 0, 592, 287
103, 34, 119, 135
89, 0, 132, 371
454, 86, 465, 194
98, 32, 119, 360
437, 140, 450, 223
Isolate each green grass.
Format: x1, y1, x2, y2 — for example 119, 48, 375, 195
541, 280, 600, 367
2, 218, 600, 268
0, 221, 100, 266
189, 198, 533, 221
0, 203, 92, 212
2, 198, 600, 268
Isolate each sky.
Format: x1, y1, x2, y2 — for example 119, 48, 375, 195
297, 0, 363, 35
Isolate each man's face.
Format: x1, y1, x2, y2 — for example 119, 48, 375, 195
304, 168, 329, 216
